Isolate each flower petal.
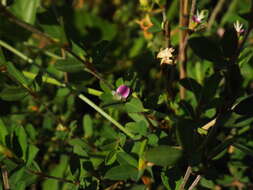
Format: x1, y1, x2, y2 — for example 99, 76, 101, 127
116, 85, 131, 99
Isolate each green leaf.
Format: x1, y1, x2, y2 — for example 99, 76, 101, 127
68, 138, 91, 154
117, 152, 138, 167
179, 78, 202, 100
6, 62, 29, 88
100, 125, 118, 139
10, 0, 40, 24
129, 38, 145, 58
200, 177, 215, 189
0, 86, 28, 101
148, 16, 162, 33
127, 113, 149, 129
233, 95, 253, 115
188, 36, 224, 62
176, 119, 196, 156
104, 164, 138, 180
9, 167, 26, 186
207, 138, 235, 160
221, 28, 238, 58
233, 143, 253, 157
0, 118, 8, 145
125, 98, 144, 112
26, 145, 39, 166
105, 150, 118, 166
126, 121, 148, 136
55, 58, 84, 73
179, 100, 195, 118
0, 47, 6, 64
202, 73, 222, 102
145, 146, 183, 167
82, 114, 93, 138
40, 24, 68, 43
42, 155, 69, 189
15, 125, 28, 160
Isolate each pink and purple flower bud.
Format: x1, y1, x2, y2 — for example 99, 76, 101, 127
112, 85, 131, 100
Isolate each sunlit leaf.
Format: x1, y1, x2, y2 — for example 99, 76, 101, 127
145, 146, 183, 167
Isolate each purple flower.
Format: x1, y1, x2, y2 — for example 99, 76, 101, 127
116, 85, 131, 99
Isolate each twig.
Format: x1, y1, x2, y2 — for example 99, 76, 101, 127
78, 94, 136, 139
189, 0, 196, 20
207, 0, 226, 30
179, 166, 192, 190
1, 165, 10, 190
162, 1, 171, 48
188, 175, 201, 190
179, 0, 189, 99
162, 1, 176, 98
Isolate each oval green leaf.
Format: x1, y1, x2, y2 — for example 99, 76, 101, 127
188, 36, 224, 63
145, 145, 182, 167
55, 58, 84, 73
0, 86, 28, 101
104, 164, 138, 180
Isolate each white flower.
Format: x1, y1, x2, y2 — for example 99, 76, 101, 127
157, 47, 175, 65
233, 20, 244, 34
192, 10, 206, 24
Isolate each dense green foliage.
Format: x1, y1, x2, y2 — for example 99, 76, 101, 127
0, 0, 253, 189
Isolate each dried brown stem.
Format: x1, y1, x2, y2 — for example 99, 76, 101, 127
1, 165, 10, 190
188, 175, 201, 190
179, 0, 189, 99
179, 166, 192, 190
162, 1, 171, 48
189, 0, 196, 20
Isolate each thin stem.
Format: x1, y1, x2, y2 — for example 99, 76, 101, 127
188, 175, 201, 190
0, 165, 10, 190
78, 94, 136, 139
207, 0, 226, 30
162, 0, 171, 48
179, 0, 189, 99
179, 166, 192, 190
189, 0, 196, 20
0, 40, 33, 63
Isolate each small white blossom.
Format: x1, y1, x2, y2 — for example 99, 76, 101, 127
233, 20, 244, 34
157, 47, 175, 65
192, 10, 206, 24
